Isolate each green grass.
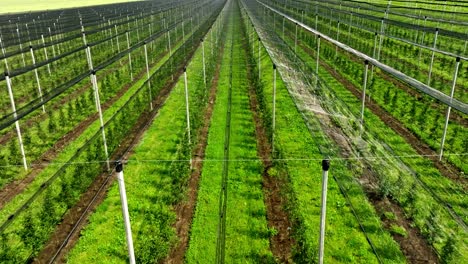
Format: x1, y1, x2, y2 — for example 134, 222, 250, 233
0, 0, 140, 14
186, 4, 273, 262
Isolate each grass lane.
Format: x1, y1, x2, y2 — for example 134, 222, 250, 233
186, 3, 273, 262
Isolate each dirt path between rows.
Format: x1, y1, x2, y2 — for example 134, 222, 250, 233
0, 52, 167, 210
164, 41, 224, 264
34, 59, 189, 264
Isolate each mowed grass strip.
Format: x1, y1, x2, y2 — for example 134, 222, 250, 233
186, 4, 273, 263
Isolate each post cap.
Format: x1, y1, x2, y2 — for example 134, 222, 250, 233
200, 38, 203, 42
435, 28, 439, 32
184, 66, 187, 72
322, 159, 330, 171
273, 64, 276, 69
4, 71, 9, 77
91, 70, 96, 75
317, 35, 321, 39
116, 160, 123, 172
365, 60, 369, 65
29, 45, 33, 49
456, 57, 460, 62
374, 32, 378, 36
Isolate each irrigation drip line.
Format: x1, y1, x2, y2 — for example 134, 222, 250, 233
259, 0, 468, 115
0, 0, 223, 238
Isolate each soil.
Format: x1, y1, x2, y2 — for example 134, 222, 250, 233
164, 41, 223, 264
34, 59, 188, 263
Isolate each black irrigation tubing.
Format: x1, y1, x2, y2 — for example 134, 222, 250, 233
0, 1, 189, 62
276, 9, 468, 232
0, 16, 188, 131
216, 6, 232, 264
0, 2, 223, 236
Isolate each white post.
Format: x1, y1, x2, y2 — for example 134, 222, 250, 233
5, 73, 28, 170
167, 27, 173, 81
48, 27, 56, 58
144, 42, 153, 110
370, 32, 378, 83
91, 71, 110, 171
318, 159, 330, 264
427, 28, 439, 86
272, 64, 277, 154
316, 35, 320, 87
109, 20, 115, 53
282, 17, 285, 39
376, 19, 385, 61
439, 57, 460, 160
29, 46, 45, 113
115, 25, 121, 53
202, 38, 206, 88
16, 28, 26, 67
41, 35, 51, 75
294, 22, 298, 55
126, 31, 134, 81
335, 21, 340, 59
183, 67, 191, 145
258, 37, 261, 78
115, 161, 136, 264
417, 16, 428, 67
360, 60, 369, 135
0, 37, 9, 72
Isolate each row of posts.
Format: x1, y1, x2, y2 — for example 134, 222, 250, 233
3, 2, 204, 171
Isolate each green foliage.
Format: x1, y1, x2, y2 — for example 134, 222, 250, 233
389, 224, 407, 238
